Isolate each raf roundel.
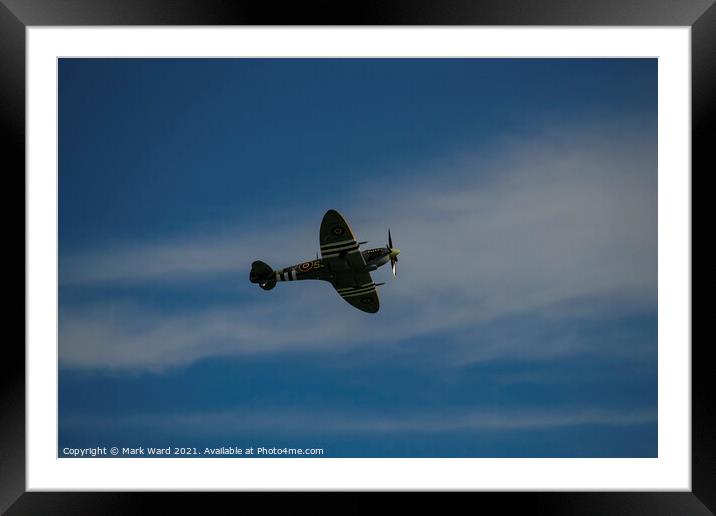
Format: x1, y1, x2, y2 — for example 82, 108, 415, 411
332, 226, 345, 236
298, 261, 314, 272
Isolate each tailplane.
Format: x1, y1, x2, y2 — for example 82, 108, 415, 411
249, 260, 277, 291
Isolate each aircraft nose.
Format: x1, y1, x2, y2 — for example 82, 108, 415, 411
390, 248, 400, 257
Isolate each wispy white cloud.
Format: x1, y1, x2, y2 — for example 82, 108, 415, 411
62, 406, 657, 435
59, 124, 656, 371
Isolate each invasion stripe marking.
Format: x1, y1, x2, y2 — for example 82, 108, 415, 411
340, 291, 375, 298
341, 284, 375, 292
342, 288, 377, 298
322, 246, 355, 254
321, 239, 355, 249
321, 252, 357, 258
291, 269, 297, 280
321, 243, 359, 254
322, 247, 360, 258
336, 283, 374, 292
321, 244, 355, 251
339, 285, 375, 296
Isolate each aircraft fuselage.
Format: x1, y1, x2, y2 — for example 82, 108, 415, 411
272, 247, 394, 284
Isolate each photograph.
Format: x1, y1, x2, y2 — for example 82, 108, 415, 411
4, 3, 705, 509
57, 57, 658, 459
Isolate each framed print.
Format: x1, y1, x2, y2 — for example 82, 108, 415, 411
5, 0, 709, 513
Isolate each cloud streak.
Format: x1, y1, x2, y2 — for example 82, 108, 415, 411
59, 123, 657, 371
62, 406, 657, 436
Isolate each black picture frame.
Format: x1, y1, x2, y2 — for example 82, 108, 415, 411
4, 0, 709, 513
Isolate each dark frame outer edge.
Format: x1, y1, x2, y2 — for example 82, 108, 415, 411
3, 0, 711, 513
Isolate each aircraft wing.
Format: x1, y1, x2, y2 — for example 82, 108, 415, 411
319, 209, 361, 259
321, 209, 377, 312
330, 271, 380, 313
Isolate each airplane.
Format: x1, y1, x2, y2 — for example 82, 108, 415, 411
249, 209, 400, 313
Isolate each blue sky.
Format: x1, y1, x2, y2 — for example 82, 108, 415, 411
58, 58, 657, 457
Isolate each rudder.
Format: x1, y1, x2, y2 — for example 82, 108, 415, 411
250, 260, 276, 290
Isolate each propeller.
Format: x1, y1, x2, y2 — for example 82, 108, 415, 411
387, 229, 399, 278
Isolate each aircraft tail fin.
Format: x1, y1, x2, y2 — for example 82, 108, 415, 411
250, 260, 276, 291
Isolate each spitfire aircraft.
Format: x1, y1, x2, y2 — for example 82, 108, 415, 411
249, 209, 399, 313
